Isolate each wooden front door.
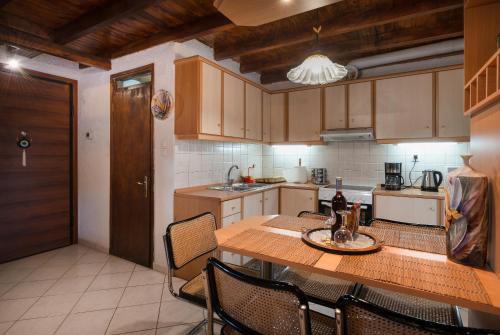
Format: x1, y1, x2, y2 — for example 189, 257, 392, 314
0, 70, 75, 263
110, 66, 153, 267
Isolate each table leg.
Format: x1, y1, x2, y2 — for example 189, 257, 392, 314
261, 260, 272, 280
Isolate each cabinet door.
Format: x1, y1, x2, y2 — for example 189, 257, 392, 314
413, 198, 439, 226
223, 73, 245, 138
245, 83, 262, 140
222, 213, 243, 265
375, 74, 433, 140
375, 195, 440, 226
288, 88, 321, 142
324, 85, 346, 129
243, 193, 263, 218
348, 81, 372, 128
270, 93, 286, 142
262, 92, 271, 142
263, 189, 279, 215
280, 188, 316, 216
437, 69, 470, 138
200, 62, 222, 135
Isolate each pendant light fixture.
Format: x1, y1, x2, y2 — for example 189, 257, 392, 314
287, 12, 347, 85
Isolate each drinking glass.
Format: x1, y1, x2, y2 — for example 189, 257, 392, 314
334, 210, 353, 244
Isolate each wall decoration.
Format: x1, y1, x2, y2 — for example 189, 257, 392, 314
151, 89, 173, 120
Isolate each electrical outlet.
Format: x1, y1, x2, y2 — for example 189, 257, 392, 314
413, 154, 418, 162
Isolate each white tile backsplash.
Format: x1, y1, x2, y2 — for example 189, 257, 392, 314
174, 140, 470, 188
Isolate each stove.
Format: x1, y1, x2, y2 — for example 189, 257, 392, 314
318, 184, 375, 205
318, 184, 375, 225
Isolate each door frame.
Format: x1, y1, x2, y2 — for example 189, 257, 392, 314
109, 64, 155, 266
0, 65, 79, 244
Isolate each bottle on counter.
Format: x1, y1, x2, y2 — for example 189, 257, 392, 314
331, 177, 347, 236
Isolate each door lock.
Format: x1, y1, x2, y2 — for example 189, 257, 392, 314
137, 176, 148, 198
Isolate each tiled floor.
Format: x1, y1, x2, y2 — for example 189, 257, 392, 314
0, 245, 218, 335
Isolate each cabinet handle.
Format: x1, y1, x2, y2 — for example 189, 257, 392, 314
339, 119, 343, 122
441, 125, 445, 128
217, 123, 221, 127
309, 197, 313, 200
260, 200, 263, 203
426, 125, 430, 129
231, 206, 236, 210
240, 128, 244, 130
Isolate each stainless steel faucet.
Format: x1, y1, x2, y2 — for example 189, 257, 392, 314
226, 165, 239, 186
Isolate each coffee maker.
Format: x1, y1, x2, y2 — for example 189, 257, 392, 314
384, 162, 404, 190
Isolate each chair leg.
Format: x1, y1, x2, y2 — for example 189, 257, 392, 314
186, 319, 208, 335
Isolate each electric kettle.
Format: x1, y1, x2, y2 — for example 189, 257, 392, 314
421, 170, 443, 192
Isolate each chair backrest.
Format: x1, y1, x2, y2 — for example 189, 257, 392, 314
336, 295, 496, 335
164, 212, 218, 273
298, 211, 329, 221
205, 257, 311, 335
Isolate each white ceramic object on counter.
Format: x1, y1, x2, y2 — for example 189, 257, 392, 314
283, 166, 308, 183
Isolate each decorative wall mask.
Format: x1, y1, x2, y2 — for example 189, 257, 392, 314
151, 89, 173, 120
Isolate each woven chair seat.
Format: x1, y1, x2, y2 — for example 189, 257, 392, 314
180, 264, 261, 307
357, 286, 460, 326
220, 310, 336, 335
277, 269, 356, 306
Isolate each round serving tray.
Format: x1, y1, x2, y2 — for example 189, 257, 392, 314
302, 228, 383, 254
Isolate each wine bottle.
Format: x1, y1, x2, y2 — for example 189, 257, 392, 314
331, 177, 347, 235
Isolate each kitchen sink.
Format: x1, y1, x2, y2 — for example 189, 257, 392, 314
208, 183, 271, 192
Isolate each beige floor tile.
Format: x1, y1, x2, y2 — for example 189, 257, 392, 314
55, 245, 89, 259
0, 268, 33, 284
72, 288, 124, 313
55, 309, 114, 335
1, 254, 51, 270
5, 315, 65, 335
161, 279, 185, 302
0, 322, 13, 335
157, 300, 204, 328
1, 280, 56, 300
44, 276, 94, 296
23, 266, 69, 282
134, 265, 150, 272
63, 263, 105, 278
0, 283, 15, 297
121, 330, 155, 335
107, 303, 159, 334
119, 284, 162, 307
22, 293, 81, 319
77, 252, 109, 264
88, 273, 132, 291
44, 255, 78, 267
128, 271, 165, 287
0, 298, 37, 322
155, 324, 198, 335
100, 258, 135, 275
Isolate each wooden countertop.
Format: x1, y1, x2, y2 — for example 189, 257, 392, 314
215, 215, 500, 316
175, 182, 318, 201
373, 185, 445, 200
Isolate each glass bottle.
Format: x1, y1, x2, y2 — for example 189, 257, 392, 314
331, 177, 347, 233
334, 210, 353, 245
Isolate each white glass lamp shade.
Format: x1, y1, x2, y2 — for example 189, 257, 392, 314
287, 54, 348, 85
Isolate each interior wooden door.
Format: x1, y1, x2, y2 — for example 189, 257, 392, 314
110, 66, 153, 267
0, 70, 74, 263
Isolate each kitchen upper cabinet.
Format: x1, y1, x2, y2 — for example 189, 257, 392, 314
245, 83, 262, 140
375, 73, 433, 140
437, 69, 470, 138
280, 188, 316, 216
263, 189, 279, 215
324, 85, 346, 129
200, 62, 222, 135
270, 93, 286, 143
243, 193, 263, 218
288, 88, 321, 142
262, 92, 271, 142
375, 195, 442, 226
223, 73, 245, 138
348, 81, 372, 128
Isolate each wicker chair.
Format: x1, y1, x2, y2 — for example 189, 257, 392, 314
163, 212, 259, 334
274, 211, 357, 307
335, 295, 496, 335
203, 257, 337, 335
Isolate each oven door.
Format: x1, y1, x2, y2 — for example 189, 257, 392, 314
318, 200, 372, 226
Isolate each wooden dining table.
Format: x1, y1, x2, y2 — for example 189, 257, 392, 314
214, 215, 500, 317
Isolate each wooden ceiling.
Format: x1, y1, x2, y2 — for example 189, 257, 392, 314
0, 0, 463, 83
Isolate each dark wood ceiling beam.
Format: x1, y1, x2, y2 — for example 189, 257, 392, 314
260, 71, 289, 85
213, 0, 463, 61
109, 13, 233, 59
0, 12, 51, 39
53, 0, 161, 44
241, 16, 464, 74
0, 25, 111, 69
0, 0, 12, 9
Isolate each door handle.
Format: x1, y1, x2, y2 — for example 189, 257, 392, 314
137, 176, 148, 198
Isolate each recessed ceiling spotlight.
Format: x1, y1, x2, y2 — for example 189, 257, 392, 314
6, 58, 20, 70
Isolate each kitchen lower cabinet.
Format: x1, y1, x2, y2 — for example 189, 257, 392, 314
280, 188, 316, 217
288, 88, 321, 142
374, 195, 442, 226
222, 212, 243, 265
375, 73, 433, 140
263, 189, 279, 215
243, 193, 263, 218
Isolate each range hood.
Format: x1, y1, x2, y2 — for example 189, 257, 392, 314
320, 128, 374, 141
